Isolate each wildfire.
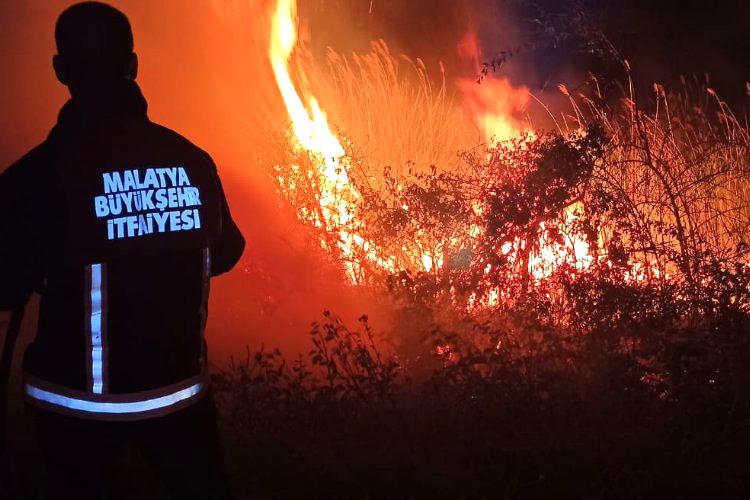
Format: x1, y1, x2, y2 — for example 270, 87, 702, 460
268, 0, 596, 294
455, 31, 594, 280
269, 0, 344, 169
269, 0, 391, 281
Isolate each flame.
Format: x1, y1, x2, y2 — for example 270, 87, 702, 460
270, 0, 391, 281
270, 0, 345, 168
529, 203, 594, 279
457, 31, 530, 143
456, 31, 594, 280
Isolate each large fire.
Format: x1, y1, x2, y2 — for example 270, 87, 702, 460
269, 0, 595, 293
269, 0, 391, 280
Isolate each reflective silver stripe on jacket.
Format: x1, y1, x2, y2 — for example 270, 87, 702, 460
26, 253, 212, 420
24, 372, 208, 421
85, 263, 108, 394
199, 247, 211, 367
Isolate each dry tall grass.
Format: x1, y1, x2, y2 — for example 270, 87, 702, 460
297, 40, 476, 183
555, 72, 750, 285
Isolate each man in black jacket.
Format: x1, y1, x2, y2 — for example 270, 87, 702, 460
0, 2, 244, 498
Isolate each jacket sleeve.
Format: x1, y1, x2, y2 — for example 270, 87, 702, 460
208, 159, 245, 276
0, 149, 46, 311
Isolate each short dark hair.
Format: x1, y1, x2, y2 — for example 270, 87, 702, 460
55, 2, 134, 79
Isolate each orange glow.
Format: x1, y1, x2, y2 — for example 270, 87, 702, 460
457, 31, 531, 143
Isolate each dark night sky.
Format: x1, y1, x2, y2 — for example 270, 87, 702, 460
305, 0, 749, 109
528, 0, 750, 105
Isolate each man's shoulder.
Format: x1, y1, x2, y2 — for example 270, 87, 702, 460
146, 122, 215, 167
0, 142, 53, 189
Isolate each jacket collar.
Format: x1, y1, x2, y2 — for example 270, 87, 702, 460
53, 80, 148, 134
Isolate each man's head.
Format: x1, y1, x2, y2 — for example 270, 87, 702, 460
53, 2, 137, 94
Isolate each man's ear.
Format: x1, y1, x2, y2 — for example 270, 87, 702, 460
52, 54, 69, 85
127, 52, 138, 80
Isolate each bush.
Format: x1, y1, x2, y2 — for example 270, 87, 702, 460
215, 273, 750, 497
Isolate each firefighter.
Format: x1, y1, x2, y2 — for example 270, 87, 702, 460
0, 2, 244, 498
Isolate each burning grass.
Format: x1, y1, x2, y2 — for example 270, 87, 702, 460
263, 0, 750, 292
557, 73, 750, 282
301, 40, 475, 182
266, 78, 750, 298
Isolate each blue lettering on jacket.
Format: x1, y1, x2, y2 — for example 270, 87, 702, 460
94, 167, 203, 240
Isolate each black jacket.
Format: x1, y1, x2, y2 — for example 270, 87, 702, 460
0, 81, 244, 419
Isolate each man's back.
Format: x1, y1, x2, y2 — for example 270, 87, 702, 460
2, 78, 244, 419
0, 4, 241, 498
